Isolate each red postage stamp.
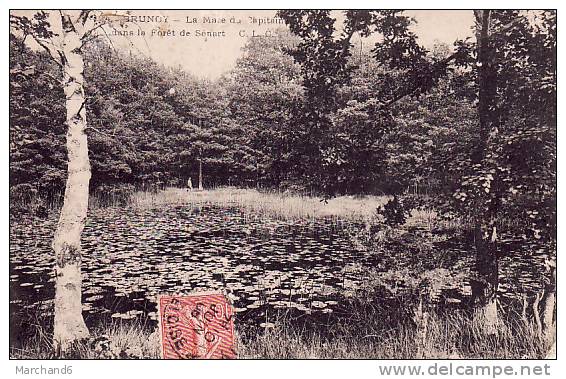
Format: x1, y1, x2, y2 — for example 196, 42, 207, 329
158, 292, 236, 359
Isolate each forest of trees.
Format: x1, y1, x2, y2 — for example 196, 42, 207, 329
9, 11, 557, 206
11, 22, 488, 206
11, 12, 554, 207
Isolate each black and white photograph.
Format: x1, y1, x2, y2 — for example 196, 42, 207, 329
7, 7, 557, 363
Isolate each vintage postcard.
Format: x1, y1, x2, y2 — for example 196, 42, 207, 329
9, 9, 556, 361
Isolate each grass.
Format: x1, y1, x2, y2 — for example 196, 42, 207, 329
11, 299, 551, 359
10, 321, 161, 359
239, 312, 549, 359
129, 187, 389, 222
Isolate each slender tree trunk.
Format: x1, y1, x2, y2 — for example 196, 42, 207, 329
473, 10, 498, 163
540, 265, 556, 348
198, 158, 203, 190
413, 298, 429, 359
471, 223, 499, 332
471, 10, 500, 332
532, 290, 542, 335
51, 17, 91, 351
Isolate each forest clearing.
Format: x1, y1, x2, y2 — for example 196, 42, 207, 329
9, 10, 556, 360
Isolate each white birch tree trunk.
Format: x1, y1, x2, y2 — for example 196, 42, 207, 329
51, 13, 91, 351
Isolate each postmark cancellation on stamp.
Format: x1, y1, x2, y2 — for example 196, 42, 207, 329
158, 292, 236, 359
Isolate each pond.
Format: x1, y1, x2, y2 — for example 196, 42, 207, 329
9, 204, 550, 345
10, 206, 375, 336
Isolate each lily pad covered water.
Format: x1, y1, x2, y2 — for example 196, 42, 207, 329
10, 204, 549, 345
10, 206, 379, 335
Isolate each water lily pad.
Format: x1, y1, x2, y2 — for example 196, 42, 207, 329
311, 301, 327, 309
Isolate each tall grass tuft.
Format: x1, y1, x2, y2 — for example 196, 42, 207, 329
130, 187, 389, 222
10, 321, 160, 359
237, 309, 548, 359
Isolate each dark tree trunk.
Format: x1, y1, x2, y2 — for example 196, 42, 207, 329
471, 222, 499, 331
471, 10, 500, 331
198, 159, 203, 190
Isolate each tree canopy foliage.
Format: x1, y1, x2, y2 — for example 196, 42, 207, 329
10, 10, 556, 220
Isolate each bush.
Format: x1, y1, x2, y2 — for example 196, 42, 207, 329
377, 195, 407, 227
92, 184, 135, 207
10, 184, 50, 217
10, 183, 38, 205
37, 168, 66, 194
